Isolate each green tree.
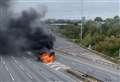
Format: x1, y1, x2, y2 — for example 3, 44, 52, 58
96, 36, 120, 57
94, 17, 103, 22
82, 33, 93, 47
83, 20, 98, 38
57, 16, 120, 58
60, 25, 80, 39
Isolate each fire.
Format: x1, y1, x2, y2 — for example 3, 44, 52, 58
39, 52, 55, 64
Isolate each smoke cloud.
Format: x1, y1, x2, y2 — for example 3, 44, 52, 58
0, 0, 55, 55
0, 0, 10, 7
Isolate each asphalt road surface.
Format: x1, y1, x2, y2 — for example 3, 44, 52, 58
54, 36, 115, 63
0, 50, 119, 82
54, 36, 120, 82
0, 36, 120, 82
56, 51, 120, 82
0, 54, 77, 82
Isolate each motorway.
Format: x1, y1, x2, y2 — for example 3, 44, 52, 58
54, 36, 115, 63
0, 54, 77, 82
56, 51, 120, 82
55, 36, 120, 82
0, 36, 120, 82
1, 50, 119, 82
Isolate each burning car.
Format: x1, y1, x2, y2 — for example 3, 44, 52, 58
38, 47, 56, 64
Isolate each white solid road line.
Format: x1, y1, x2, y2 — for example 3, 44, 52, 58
9, 72, 15, 81
4, 65, 15, 81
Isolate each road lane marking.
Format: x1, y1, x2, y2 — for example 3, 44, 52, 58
22, 56, 53, 82
5, 66, 9, 71
23, 56, 61, 81
26, 72, 33, 80
19, 65, 25, 70
9, 72, 15, 81
47, 61, 70, 70
11, 56, 33, 80
55, 67, 61, 70
4, 65, 15, 81
18, 64, 33, 80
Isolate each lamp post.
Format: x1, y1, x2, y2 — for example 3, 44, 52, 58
119, 48, 120, 58
80, 22, 83, 40
80, 0, 83, 40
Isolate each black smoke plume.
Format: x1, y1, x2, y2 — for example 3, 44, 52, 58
0, 0, 10, 7
0, 1, 55, 55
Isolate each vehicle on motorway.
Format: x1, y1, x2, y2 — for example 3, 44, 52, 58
38, 47, 56, 64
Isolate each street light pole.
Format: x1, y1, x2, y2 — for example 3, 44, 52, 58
80, 23, 83, 40
119, 48, 120, 58
80, 0, 83, 40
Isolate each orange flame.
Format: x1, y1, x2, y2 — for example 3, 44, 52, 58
39, 52, 55, 64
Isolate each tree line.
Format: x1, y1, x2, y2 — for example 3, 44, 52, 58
57, 16, 120, 58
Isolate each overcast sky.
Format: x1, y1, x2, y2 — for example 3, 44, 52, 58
12, 0, 119, 19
